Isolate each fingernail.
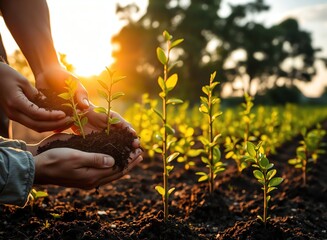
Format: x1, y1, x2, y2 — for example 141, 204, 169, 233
83, 98, 90, 107
104, 156, 114, 167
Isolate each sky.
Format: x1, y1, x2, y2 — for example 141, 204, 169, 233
0, 0, 326, 97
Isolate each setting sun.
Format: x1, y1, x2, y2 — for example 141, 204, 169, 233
0, 0, 148, 77
47, 0, 122, 77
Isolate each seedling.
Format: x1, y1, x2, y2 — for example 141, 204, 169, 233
225, 93, 255, 172
154, 30, 183, 222
58, 78, 88, 138
94, 67, 125, 135
288, 125, 326, 186
28, 189, 48, 211
196, 71, 225, 193
245, 142, 283, 228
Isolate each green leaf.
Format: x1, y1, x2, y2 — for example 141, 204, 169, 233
80, 116, 88, 126
155, 185, 165, 196
93, 107, 107, 114
198, 175, 209, 182
111, 92, 125, 101
259, 157, 269, 168
199, 104, 209, 114
163, 30, 172, 41
158, 76, 165, 91
97, 79, 108, 90
200, 96, 208, 104
253, 170, 264, 180
97, 89, 109, 100
113, 75, 126, 84
268, 177, 283, 187
187, 149, 203, 157
247, 142, 256, 157
257, 215, 264, 222
266, 169, 277, 180
58, 92, 71, 101
165, 124, 175, 135
170, 38, 184, 49
201, 156, 210, 165
61, 103, 73, 108
166, 74, 178, 91
34, 190, 48, 199
152, 108, 163, 120
166, 165, 174, 173
109, 117, 121, 125
167, 152, 180, 163
267, 186, 277, 193
157, 47, 167, 65
202, 86, 210, 95
168, 187, 175, 196
167, 98, 183, 105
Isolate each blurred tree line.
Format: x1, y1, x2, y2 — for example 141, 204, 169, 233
111, 0, 324, 104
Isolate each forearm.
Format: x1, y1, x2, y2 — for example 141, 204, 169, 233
0, 0, 60, 76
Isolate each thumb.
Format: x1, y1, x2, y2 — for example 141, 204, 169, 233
83, 153, 115, 168
76, 85, 89, 109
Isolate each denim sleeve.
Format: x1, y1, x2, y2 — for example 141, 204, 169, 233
0, 137, 35, 206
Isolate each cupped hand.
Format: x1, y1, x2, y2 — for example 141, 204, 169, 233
0, 63, 70, 132
70, 104, 140, 148
35, 65, 89, 109
33, 147, 143, 189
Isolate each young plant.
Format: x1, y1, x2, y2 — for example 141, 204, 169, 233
288, 125, 326, 186
94, 67, 125, 135
58, 78, 88, 138
154, 30, 183, 222
225, 93, 255, 172
245, 142, 283, 228
196, 71, 225, 194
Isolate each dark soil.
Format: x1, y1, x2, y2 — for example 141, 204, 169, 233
1, 121, 327, 239
37, 128, 136, 170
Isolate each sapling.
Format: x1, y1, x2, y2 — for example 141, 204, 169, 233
225, 93, 255, 172
94, 67, 125, 135
288, 125, 326, 186
245, 141, 283, 228
196, 71, 225, 193
154, 30, 183, 222
58, 78, 88, 138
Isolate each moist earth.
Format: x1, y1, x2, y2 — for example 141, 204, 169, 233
1, 121, 326, 239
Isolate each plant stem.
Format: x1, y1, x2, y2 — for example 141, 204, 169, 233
72, 98, 85, 139
208, 85, 214, 194
263, 172, 267, 229
107, 75, 113, 135
162, 44, 169, 222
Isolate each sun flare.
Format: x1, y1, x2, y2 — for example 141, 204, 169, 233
47, 0, 122, 77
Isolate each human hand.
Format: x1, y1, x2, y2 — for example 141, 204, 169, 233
70, 104, 140, 148
33, 147, 143, 189
35, 66, 89, 109
0, 63, 70, 132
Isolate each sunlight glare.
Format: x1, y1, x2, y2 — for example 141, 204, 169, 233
47, 0, 123, 77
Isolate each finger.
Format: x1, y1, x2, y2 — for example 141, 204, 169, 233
79, 153, 115, 168
15, 90, 66, 121
11, 109, 71, 132
132, 138, 141, 148
129, 148, 143, 161
98, 155, 143, 186
75, 84, 89, 109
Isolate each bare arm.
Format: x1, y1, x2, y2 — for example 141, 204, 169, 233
0, 0, 59, 77
0, 0, 89, 109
